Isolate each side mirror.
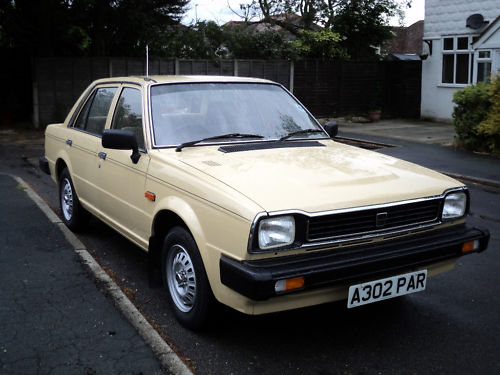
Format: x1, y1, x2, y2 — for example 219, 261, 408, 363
102, 129, 141, 164
324, 121, 338, 138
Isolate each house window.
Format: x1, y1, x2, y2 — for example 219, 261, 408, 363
477, 50, 492, 82
442, 36, 473, 85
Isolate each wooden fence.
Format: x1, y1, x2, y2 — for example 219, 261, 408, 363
28, 57, 421, 127
294, 60, 422, 119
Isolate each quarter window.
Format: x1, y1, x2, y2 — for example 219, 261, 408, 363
73, 87, 117, 135
476, 50, 492, 83
442, 36, 473, 85
111, 88, 144, 149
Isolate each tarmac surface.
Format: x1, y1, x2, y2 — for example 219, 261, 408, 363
0, 174, 167, 374
1, 119, 499, 375
337, 119, 500, 186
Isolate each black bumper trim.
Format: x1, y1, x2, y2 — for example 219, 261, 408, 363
220, 225, 490, 301
39, 156, 50, 175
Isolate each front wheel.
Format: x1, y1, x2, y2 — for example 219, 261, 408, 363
162, 227, 213, 330
59, 168, 88, 231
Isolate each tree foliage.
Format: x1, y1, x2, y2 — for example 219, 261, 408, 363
153, 21, 346, 60
235, 0, 409, 60
290, 29, 347, 59
331, 0, 402, 60
0, 0, 188, 56
478, 76, 500, 153
452, 82, 491, 152
0, 0, 410, 61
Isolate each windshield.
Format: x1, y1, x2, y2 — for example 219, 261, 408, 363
150, 83, 325, 147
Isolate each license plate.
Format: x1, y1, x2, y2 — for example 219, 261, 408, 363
347, 270, 427, 308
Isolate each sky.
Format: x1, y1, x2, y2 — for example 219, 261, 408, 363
181, 0, 425, 27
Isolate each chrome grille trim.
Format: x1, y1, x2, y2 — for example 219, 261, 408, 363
307, 198, 442, 242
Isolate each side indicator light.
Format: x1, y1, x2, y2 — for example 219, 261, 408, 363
275, 277, 305, 293
462, 240, 479, 253
145, 191, 156, 202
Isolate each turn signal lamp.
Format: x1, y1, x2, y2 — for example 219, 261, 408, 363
275, 277, 305, 293
462, 240, 479, 254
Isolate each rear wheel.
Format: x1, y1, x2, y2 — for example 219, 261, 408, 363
59, 168, 88, 231
162, 227, 213, 330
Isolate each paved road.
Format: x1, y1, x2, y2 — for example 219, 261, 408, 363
0, 157, 165, 372
1, 132, 499, 375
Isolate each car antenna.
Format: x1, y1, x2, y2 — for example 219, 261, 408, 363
143, 45, 156, 82
145, 44, 149, 77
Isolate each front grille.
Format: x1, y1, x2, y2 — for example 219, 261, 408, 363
307, 198, 442, 242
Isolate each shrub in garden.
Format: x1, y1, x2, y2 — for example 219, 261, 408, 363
452, 82, 491, 151
478, 76, 500, 154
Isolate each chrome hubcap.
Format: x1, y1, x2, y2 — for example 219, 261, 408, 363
61, 178, 73, 221
167, 245, 197, 313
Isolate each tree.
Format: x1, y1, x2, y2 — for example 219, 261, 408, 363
224, 26, 289, 59
478, 76, 500, 154
236, 0, 410, 60
290, 29, 347, 59
0, 0, 188, 57
69, 0, 189, 56
331, 0, 403, 60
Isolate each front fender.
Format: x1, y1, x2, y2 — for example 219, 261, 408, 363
152, 194, 206, 249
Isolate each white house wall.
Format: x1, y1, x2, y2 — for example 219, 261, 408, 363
421, 0, 500, 121
421, 47, 457, 122
479, 29, 500, 49
424, 0, 499, 38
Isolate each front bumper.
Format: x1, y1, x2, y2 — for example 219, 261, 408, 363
220, 225, 490, 301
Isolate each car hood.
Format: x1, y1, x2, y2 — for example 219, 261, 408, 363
158, 140, 462, 213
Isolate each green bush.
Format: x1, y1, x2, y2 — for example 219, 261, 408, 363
478, 76, 500, 154
452, 82, 491, 151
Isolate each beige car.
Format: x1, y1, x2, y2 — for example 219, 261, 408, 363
40, 75, 489, 329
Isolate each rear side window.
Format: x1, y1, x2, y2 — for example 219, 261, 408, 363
111, 88, 144, 148
73, 87, 117, 135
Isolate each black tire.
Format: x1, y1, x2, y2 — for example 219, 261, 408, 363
162, 226, 213, 330
58, 168, 89, 231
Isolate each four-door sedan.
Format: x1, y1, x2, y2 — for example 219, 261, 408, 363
40, 75, 489, 329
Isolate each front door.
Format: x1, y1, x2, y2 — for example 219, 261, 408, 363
95, 85, 151, 249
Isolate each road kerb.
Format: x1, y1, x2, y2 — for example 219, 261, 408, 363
440, 172, 500, 189
13, 175, 194, 375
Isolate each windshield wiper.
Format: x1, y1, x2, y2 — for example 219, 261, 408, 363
278, 129, 326, 142
175, 133, 264, 152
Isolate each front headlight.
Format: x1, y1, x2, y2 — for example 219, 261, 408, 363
442, 191, 467, 219
258, 216, 295, 249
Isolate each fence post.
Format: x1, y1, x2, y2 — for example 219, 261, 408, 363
32, 80, 40, 129
174, 58, 180, 75
289, 61, 294, 93
31, 58, 40, 129
108, 58, 113, 77
234, 60, 239, 76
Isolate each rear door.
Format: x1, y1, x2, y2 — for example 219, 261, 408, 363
66, 85, 118, 210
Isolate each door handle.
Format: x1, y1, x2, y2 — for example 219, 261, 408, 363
98, 152, 107, 160
66, 139, 72, 146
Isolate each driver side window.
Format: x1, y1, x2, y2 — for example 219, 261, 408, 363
111, 88, 145, 149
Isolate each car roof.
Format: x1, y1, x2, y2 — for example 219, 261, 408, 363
92, 75, 275, 86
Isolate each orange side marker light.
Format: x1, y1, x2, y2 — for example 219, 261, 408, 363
145, 191, 156, 202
